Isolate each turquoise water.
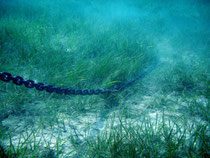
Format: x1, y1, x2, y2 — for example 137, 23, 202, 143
0, 0, 209, 157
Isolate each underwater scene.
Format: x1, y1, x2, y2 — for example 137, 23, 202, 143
0, 0, 209, 157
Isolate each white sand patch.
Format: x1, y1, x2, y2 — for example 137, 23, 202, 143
1, 91, 208, 156
1, 111, 107, 156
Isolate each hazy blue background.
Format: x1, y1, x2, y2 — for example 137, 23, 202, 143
1, 0, 209, 62
88, 0, 210, 59
64, 0, 210, 60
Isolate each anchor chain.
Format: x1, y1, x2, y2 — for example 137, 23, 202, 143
0, 61, 157, 95
0, 72, 111, 95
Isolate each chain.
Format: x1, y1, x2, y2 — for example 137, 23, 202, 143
0, 61, 157, 96
0, 72, 110, 95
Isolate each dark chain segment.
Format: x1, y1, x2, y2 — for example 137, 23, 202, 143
0, 72, 114, 95
0, 61, 157, 95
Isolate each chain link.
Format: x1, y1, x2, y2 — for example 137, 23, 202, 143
0, 61, 157, 95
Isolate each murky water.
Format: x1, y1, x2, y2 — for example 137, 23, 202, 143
0, 0, 209, 157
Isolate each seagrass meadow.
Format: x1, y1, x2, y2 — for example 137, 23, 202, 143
0, 0, 209, 157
